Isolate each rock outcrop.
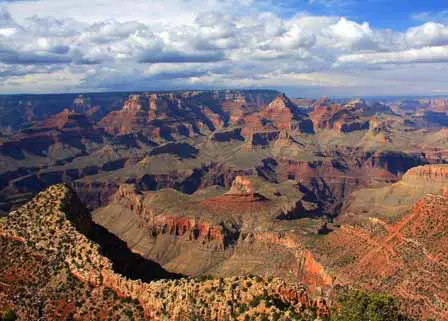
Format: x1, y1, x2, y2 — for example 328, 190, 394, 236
402, 164, 448, 182
313, 165, 448, 320
0, 184, 329, 320
309, 98, 390, 133
99, 91, 280, 139
92, 177, 333, 296
341, 164, 448, 223
241, 94, 314, 140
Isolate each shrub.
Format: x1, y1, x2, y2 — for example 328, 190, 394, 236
249, 295, 262, 308
124, 309, 133, 319
333, 290, 412, 321
238, 303, 247, 314
1, 309, 17, 321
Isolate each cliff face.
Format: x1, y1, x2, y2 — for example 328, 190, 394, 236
241, 94, 314, 141
250, 232, 334, 293
92, 177, 334, 296
309, 99, 390, 133
39, 109, 94, 130
401, 164, 448, 182
312, 165, 448, 320
0, 109, 105, 159
262, 94, 311, 131
111, 184, 233, 246
274, 148, 427, 216
341, 164, 448, 224
2, 90, 448, 219
99, 91, 280, 139
0, 184, 329, 321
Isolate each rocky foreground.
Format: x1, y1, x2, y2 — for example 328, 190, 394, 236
0, 169, 446, 321
0, 184, 329, 321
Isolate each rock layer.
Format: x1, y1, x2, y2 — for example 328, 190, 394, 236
0, 184, 329, 320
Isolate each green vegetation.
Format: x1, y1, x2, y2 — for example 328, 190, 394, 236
333, 290, 412, 321
1, 309, 17, 321
124, 309, 133, 319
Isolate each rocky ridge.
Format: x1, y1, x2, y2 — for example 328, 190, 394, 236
0, 184, 329, 321
93, 177, 333, 289
311, 165, 448, 320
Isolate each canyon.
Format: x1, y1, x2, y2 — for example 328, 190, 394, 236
0, 184, 330, 320
1, 90, 448, 320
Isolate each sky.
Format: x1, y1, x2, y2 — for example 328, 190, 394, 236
1, 0, 448, 97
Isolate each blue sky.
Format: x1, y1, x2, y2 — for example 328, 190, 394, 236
0, 0, 448, 97
273, 0, 448, 29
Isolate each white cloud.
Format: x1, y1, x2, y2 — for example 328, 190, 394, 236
338, 45, 448, 65
0, 27, 16, 36
406, 22, 448, 47
0, 1, 448, 96
325, 17, 376, 50
270, 24, 316, 49
5, 0, 257, 25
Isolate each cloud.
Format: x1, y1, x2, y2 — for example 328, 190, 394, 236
0, 1, 448, 96
269, 24, 316, 49
0, 0, 36, 2
24, 15, 85, 37
325, 17, 376, 50
0, 49, 72, 64
138, 51, 225, 63
0, 6, 20, 29
337, 45, 448, 65
406, 22, 448, 47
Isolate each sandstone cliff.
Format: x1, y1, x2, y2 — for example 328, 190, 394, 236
92, 177, 332, 292
311, 165, 448, 320
0, 184, 329, 321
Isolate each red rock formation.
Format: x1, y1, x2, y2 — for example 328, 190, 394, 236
0, 109, 105, 161
1, 184, 331, 321
427, 98, 448, 112
99, 94, 188, 137
227, 176, 257, 194
123, 95, 148, 111
314, 165, 448, 320
263, 94, 300, 130
310, 99, 371, 133
40, 109, 94, 130
241, 94, 313, 143
252, 232, 334, 293
99, 91, 280, 138
110, 185, 230, 246
151, 215, 226, 244
210, 128, 244, 142
402, 164, 448, 182
94, 178, 332, 294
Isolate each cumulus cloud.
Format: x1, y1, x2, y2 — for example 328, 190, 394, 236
325, 18, 376, 50
0, 0, 448, 95
406, 22, 448, 47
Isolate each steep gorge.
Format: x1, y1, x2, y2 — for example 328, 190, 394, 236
0, 184, 329, 321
